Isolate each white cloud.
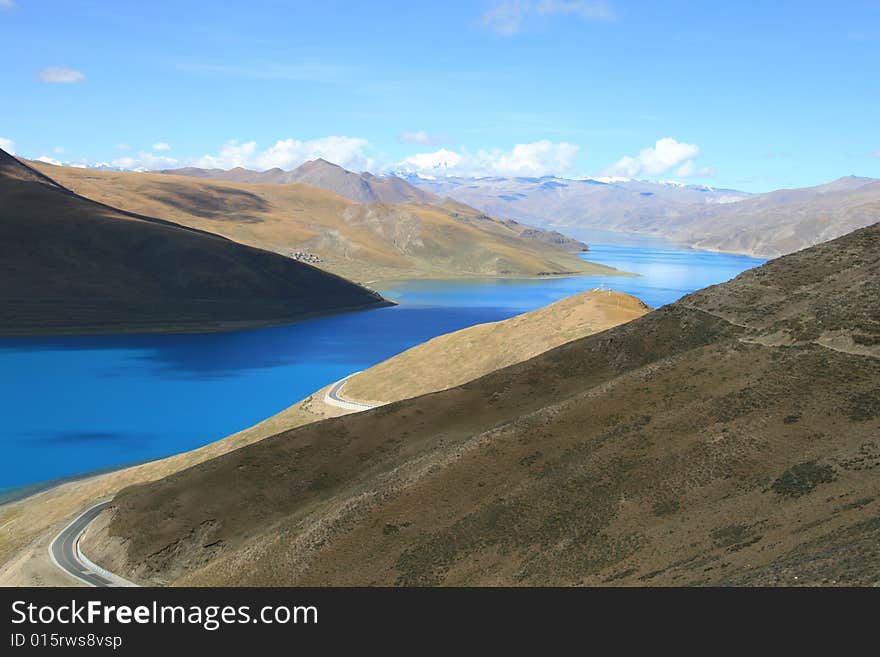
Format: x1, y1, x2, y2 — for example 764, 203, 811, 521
397, 140, 580, 177
483, 140, 580, 175
36, 155, 63, 166
38, 66, 85, 84
0, 137, 15, 154
152, 142, 171, 151
45, 136, 370, 173
192, 136, 373, 172
0, 0, 15, 9
399, 148, 463, 172
482, 0, 531, 35
603, 137, 702, 178
399, 131, 445, 146
110, 151, 179, 171
53, 146, 65, 154
31, 136, 580, 179
482, 0, 613, 34
537, 1, 614, 21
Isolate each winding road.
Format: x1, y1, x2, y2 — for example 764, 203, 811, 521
49, 501, 136, 587
324, 372, 380, 411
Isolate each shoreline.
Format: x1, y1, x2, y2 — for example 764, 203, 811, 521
0, 267, 635, 338
365, 267, 639, 287
544, 225, 775, 260
0, 460, 149, 507
0, 298, 395, 339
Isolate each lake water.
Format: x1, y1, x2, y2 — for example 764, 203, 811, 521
0, 238, 764, 493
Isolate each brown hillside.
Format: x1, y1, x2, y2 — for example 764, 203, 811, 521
344, 289, 649, 404
30, 161, 614, 283
86, 223, 880, 586
162, 158, 436, 205
0, 148, 389, 335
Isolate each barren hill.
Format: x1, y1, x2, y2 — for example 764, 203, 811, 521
85, 223, 879, 586
676, 177, 880, 257
286, 159, 437, 204
162, 160, 590, 254
343, 289, 650, 404
408, 174, 880, 258
162, 158, 436, 205
0, 148, 390, 335
30, 161, 611, 283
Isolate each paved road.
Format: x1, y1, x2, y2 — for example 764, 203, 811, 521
49, 501, 131, 587
324, 373, 379, 411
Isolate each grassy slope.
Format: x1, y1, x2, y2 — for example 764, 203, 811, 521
0, 150, 390, 335
344, 289, 649, 403
0, 290, 645, 583
87, 223, 880, 586
29, 162, 619, 283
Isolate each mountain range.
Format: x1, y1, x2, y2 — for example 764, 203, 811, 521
0, 148, 389, 335
164, 158, 436, 205
157, 158, 880, 259
401, 172, 880, 258
161, 159, 590, 254
30, 159, 610, 283
80, 221, 880, 586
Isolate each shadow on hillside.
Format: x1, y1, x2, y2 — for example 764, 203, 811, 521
143, 182, 269, 222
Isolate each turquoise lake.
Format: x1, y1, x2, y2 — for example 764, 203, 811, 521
0, 236, 764, 493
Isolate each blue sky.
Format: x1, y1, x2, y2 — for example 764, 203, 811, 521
1, 0, 878, 191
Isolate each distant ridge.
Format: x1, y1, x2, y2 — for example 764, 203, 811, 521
679, 176, 880, 256
158, 159, 590, 254
0, 148, 390, 335
161, 158, 436, 205
400, 172, 880, 258
288, 158, 437, 204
